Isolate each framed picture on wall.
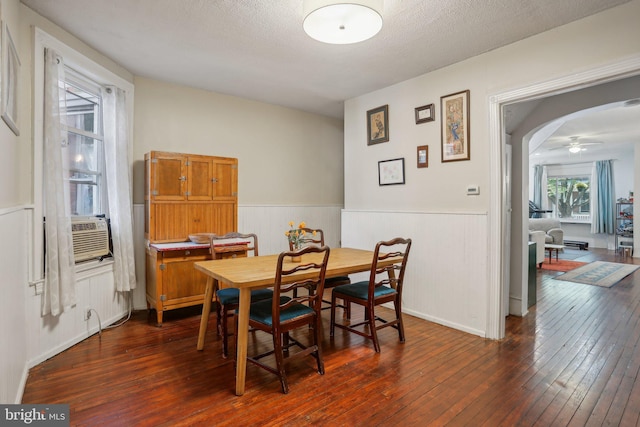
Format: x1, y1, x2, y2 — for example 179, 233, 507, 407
367, 105, 389, 145
1, 22, 20, 136
414, 104, 434, 124
378, 158, 405, 185
417, 145, 428, 168
440, 90, 470, 162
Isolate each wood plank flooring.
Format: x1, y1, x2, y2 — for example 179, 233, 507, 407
22, 248, 640, 426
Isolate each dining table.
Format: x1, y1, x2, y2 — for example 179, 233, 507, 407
194, 246, 399, 396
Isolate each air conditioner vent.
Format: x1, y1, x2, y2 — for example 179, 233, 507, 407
71, 217, 110, 262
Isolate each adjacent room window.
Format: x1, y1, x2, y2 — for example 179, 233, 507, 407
547, 176, 591, 221
63, 70, 106, 216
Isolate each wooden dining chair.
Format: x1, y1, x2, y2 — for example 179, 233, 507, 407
330, 237, 412, 353
288, 227, 351, 311
209, 232, 273, 358
243, 245, 330, 394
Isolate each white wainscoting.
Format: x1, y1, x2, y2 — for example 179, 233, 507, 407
238, 205, 343, 255
342, 210, 489, 337
0, 207, 28, 403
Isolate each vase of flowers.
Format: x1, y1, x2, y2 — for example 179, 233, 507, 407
285, 221, 308, 262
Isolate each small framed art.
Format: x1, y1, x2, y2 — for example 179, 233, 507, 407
414, 104, 434, 124
1, 22, 20, 136
417, 145, 428, 168
367, 105, 389, 145
440, 90, 470, 162
378, 158, 405, 186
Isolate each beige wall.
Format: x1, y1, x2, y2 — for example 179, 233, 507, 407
344, 0, 640, 213
132, 77, 344, 206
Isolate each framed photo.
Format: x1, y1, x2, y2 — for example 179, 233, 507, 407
440, 90, 470, 162
417, 145, 428, 168
414, 103, 434, 124
378, 158, 405, 186
1, 22, 20, 136
367, 105, 389, 145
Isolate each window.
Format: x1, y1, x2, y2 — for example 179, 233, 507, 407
547, 176, 590, 221
63, 70, 106, 216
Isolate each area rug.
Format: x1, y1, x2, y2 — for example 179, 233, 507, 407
554, 261, 640, 287
557, 248, 589, 261
541, 260, 587, 272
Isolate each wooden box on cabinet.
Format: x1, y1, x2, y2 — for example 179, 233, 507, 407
146, 241, 247, 326
144, 151, 238, 243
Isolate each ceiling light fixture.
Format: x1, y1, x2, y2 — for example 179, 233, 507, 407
569, 145, 582, 154
303, 0, 383, 45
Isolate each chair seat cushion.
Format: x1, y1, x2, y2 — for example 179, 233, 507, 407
324, 276, 351, 287
333, 281, 396, 300
249, 297, 313, 326
217, 288, 273, 305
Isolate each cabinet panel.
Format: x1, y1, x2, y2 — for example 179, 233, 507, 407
151, 204, 190, 242
213, 161, 238, 198
187, 156, 214, 201
150, 153, 186, 201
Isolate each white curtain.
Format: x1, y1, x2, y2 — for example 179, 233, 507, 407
540, 166, 549, 211
102, 87, 137, 291
43, 48, 77, 316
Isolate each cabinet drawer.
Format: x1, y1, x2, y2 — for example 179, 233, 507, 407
159, 247, 211, 260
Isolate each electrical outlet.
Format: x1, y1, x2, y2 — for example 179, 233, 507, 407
84, 308, 92, 321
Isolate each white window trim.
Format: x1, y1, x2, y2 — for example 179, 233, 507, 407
31, 28, 134, 286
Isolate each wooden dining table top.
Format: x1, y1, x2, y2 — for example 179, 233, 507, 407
194, 247, 382, 288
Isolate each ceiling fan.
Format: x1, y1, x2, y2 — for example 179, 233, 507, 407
547, 136, 603, 153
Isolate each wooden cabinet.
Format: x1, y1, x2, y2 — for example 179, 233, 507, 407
144, 151, 238, 242
146, 242, 247, 325
144, 150, 240, 324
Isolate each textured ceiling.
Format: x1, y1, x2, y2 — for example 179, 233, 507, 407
21, 0, 630, 119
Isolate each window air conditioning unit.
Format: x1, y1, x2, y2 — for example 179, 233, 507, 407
71, 217, 110, 262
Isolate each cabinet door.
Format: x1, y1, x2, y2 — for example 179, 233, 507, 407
150, 153, 187, 201
186, 202, 237, 235
153, 204, 190, 242
162, 257, 209, 301
187, 156, 214, 201
212, 159, 238, 199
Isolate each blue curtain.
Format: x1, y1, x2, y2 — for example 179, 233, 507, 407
591, 160, 615, 234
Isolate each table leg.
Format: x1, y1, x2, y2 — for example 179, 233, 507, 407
235, 288, 251, 396
197, 277, 216, 351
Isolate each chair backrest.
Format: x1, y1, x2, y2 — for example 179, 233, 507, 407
210, 232, 258, 257
272, 245, 330, 320
288, 227, 325, 250
368, 238, 412, 299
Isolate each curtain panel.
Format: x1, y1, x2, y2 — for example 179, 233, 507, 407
591, 160, 615, 234
103, 87, 137, 292
42, 48, 77, 316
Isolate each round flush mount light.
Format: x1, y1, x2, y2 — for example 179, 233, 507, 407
303, 0, 383, 45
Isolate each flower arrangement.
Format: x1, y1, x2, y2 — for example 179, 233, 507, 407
285, 221, 315, 249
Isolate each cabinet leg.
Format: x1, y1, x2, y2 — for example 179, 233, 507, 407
156, 310, 163, 327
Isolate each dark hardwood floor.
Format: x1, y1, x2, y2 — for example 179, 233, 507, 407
22, 248, 640, 426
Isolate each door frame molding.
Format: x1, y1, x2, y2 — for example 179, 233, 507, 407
486, 55, 640, 339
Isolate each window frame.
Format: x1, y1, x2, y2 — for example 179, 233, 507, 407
31, 28, 134, 285
546, 174, 592, 223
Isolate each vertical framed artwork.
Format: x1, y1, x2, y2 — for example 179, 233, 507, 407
417, 145, 428, 168
378, 158, 405, 186
367, 104, 389, 145
1, 22, 20, 136
440, 90, 470, 162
